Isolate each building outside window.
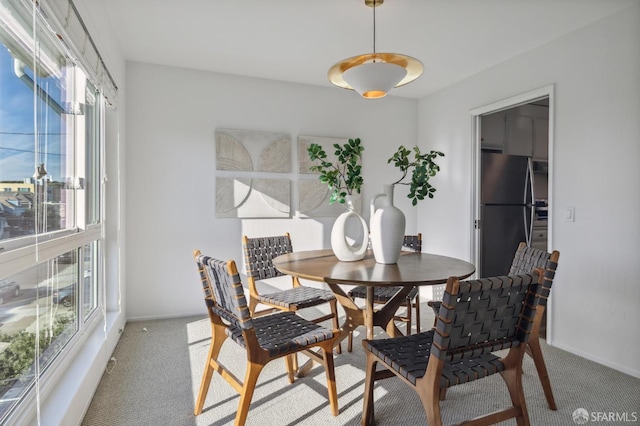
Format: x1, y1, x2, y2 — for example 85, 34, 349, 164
0, 0, 107, 422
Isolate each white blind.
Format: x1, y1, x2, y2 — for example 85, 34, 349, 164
39, 0, 118, 107
0, 0, 64, 78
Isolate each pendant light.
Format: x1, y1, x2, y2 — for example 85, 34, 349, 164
328, 0, 423, 99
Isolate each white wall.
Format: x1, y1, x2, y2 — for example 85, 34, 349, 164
35, 2, 639, 424
125, 63, 419, 320
417, 3, 640, 377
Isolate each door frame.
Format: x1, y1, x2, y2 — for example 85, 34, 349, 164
469, 84, 555, 339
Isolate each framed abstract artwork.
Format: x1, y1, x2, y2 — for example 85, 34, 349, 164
215, 177, 290, 218
215, 129, 292, 218
216, 128, 291, 173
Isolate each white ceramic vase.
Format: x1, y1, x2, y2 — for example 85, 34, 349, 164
370, 184, 406, 264
331, 198, 369, 262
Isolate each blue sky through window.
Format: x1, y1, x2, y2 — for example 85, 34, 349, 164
0, 45, 64, 182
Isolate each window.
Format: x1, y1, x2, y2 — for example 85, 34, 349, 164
0, 1, 106, 422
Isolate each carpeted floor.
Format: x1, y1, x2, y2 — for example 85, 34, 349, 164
82, 305, 640, 425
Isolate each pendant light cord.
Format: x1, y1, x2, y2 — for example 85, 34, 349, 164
372, 2, 376, 56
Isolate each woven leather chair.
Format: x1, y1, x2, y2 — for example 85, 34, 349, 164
193, 251, 339, 425
242, 233, 341, 353
347, 234, 422, 352
427, 243, 560, 409
361, 271, 545, 426
509, 243, 560, 410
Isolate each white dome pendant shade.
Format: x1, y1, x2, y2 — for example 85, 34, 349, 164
342, 61, 407, 99
327, 52, 423, 99
327, 0, 423, 99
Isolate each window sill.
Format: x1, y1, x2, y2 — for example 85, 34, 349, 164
8, 309, 125, 425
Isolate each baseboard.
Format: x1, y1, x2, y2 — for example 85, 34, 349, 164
126, 310, 205, 322
550, 341, 640, 379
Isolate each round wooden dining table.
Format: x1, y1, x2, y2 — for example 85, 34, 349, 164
273, 249, 475, 343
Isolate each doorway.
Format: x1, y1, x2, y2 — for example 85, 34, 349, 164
470, 85, 554, 336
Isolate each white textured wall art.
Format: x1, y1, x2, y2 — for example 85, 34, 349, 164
215, 128, 292, 218
216, 177, 290, 218
216, 128, 291, 172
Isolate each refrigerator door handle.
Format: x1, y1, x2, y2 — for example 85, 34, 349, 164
523, 206, 531, 246
528, 157, 536, 206
524, 158, 535, 246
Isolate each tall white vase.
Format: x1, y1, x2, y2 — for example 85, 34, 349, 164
331, 198, 369, 262
370, 184, 406, 264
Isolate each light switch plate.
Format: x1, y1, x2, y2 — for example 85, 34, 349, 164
564, 206, 575, 222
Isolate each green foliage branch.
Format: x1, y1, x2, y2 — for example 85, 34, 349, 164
307, 138, 364, 205
0, 315, 72, 386
388, 145, 445, 206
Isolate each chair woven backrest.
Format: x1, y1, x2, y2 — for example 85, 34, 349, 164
243, 234, 293, 280
432, 273, 540, 362
509, 244, 559, 308
402, 234, 422, 252
509, 245, 550, 274
195, 254, 253, 331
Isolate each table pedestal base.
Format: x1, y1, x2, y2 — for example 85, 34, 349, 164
326, 282, 414, 342
295, 284, 416, 378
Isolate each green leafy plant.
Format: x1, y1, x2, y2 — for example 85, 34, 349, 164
388, 145, 445, 206
0, 315, 72, 384
307, 138, 364, 205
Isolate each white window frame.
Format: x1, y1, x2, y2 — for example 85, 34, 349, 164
0, 1, 108, 422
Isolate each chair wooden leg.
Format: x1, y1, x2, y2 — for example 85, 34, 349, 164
285, 355, 296, 384
330, 299, 342, 354
418, 360, 444, 426
414, 299, 421, 334
194, 350, 216, 415
195, 322, 227, 415
527, 306, 557, 410
347, 331, 354, 352
499, 349, 530, 426
526, 337, 558, 410
361, 351, 377, 426
235, 361, 264, 426
320, 345, 339, 416
405, 299, 413, 335
419, 389, 443, 426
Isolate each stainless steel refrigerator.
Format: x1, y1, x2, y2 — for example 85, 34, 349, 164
480, 152, 534, 277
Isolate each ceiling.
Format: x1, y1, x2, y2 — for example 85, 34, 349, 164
100, 0, 636, 99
